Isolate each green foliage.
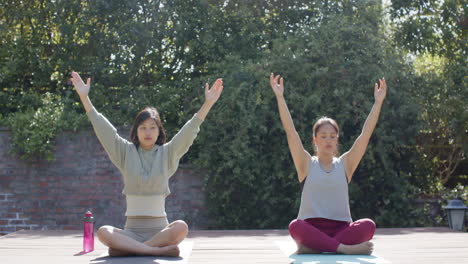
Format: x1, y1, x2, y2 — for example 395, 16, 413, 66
192, 57, 300, 228
411, 58, 467, 188
419, 183, 468, 228
0, 88, 42, 116
87, 82, 194, 137
440, 183, 468, 202
0, 0, 212, 92
7, 93, 64, 161
189, 0, 425, 228
1, 0, 463, 228
391, 0, 468, 189
390, 0, 466, 58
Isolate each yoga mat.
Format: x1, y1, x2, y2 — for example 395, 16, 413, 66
275, 240, 391, 264
90, 241, 193, 264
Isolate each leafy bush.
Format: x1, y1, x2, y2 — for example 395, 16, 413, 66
1, 0, 464, 228
191, 2, 424, 228
7, 93, 64, 161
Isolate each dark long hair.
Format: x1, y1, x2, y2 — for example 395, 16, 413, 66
130, 107, 166, 147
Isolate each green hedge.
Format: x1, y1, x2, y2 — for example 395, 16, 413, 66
190, 4, 425, 228
1, 0, 465, 228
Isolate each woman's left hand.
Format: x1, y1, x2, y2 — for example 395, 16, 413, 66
374, 78, 387, 104
205, 78, 223, 105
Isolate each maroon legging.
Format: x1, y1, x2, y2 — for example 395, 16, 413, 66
289, 218, 376, 253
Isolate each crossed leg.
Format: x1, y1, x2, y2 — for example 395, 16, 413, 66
334, 218, 375, 255
288, 218, 375, 255
97, 220, 188, 257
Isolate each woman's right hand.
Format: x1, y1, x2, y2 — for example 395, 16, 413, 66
71, 71, 91, 98
270, 73, 284, 97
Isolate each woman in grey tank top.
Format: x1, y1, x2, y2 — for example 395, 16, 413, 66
269, 73, 387, 255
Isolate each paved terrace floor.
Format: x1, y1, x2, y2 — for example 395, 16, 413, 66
0, 227, 467, 264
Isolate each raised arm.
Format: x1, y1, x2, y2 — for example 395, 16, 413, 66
270, 73, 311, 182
167, 79, 223, 164
70, 71, 128, 169
342, 78, 387, 182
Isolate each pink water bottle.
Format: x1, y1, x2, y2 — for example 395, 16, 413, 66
83, 210, 94, 253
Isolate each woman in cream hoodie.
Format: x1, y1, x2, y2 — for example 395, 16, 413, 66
71, 72, 223, 257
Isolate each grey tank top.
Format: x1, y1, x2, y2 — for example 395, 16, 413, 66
297, 156, 353, 222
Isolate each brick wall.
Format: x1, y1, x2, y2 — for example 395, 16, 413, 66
0, 127, 209, 236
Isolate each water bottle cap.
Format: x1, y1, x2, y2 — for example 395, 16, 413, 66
84, 210, 94, 222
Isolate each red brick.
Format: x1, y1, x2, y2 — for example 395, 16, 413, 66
0, 201, 15, 207
0, 176, 14, 181
7, 207, 20, 213
9, 220, 25, 225
73, 208, 87, 213
0, 226, 15, 232
3, 213, 18, 218
63, 225, 79, 230
0, 129, 207, 231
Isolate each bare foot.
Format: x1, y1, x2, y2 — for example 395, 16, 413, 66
295, 244, 321, 254
150, 244, 180, 257
336, 241, 373, 255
